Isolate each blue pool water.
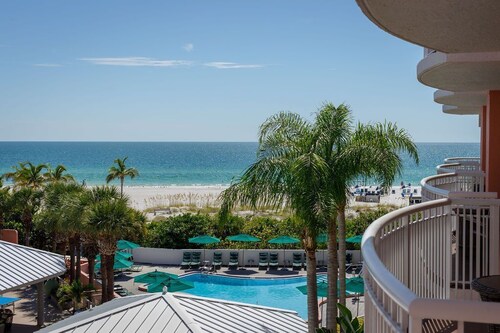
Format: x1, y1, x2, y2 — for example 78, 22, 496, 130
180, 273, 326, 319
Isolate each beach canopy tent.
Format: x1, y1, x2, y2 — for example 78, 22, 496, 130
0, 240, 66, 327
346, 235, 363, 244
117, 239, 140, 250
147, 277, 194, 293
268, 236, 301, 268
188, 235, 221, 261
227, 234, 261, 267
36, 293, 308, 333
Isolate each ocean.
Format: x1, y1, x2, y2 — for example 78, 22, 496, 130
0, 142, 479, 186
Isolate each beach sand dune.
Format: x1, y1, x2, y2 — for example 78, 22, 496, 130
123, 185, 415, 213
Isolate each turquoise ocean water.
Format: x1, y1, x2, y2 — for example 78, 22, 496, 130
0, 142, 479, 186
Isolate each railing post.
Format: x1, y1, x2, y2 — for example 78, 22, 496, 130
490, 203, 500, 275
409, 316, 422, 333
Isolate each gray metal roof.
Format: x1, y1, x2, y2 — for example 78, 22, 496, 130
37, 293, 308, 333
0, 240, 67, 293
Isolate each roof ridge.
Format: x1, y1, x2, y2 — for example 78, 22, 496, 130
43, 294, 161, 333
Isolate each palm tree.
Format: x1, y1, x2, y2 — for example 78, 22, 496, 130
220, 112, 331, 332
45, 164, 75, 183
313, 103, 418, 327
105, 157, 139, 197
87, 186, 134, 302
3, 162, 48, 189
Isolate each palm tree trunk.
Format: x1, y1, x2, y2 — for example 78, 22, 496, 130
306, 248, 319, 333
23, 213, 32, 246
326, 213, 338, 330
120, 178, 124, 198
88, 255, 96, 287
75, 235, 81, 283
338, 203, 347, 306
69, 237, 76, 283
106, 253, 115, 301
100, 255, 108, 303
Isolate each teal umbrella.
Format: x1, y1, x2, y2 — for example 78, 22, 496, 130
134, 269, 178, 284
96, 251, 132, 262
346, 235, 363, 244
188, 235, 221, 244
117, 239, 140, 250
188, 235, 221, 262
227, 234, 261, 268
345, 276, 364, 294
147, 277, 194, 293
297, 278, 364, 298
316, 234, 327, 243
297, 281, 329, 298
95, 257, 133, 271
268, 236, 300, 268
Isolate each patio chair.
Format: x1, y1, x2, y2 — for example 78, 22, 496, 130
269, 252, 279, 270
228, 251, 239, 269
190, 252, 201, 269
258, 252, 269, 270
213, 251, 222, 270
181, 251, 192, 269
292, 252, 303, 270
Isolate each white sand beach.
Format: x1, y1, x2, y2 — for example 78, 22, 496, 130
123, 185, 418, 212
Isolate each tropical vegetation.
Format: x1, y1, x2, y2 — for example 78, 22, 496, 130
218, 102, 417, 332
105, 157, 139, 197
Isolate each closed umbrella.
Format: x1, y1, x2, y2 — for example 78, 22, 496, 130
117, 239, 140, 250
134, 269, 178, 284
188, 235, 221, 262
147, 277, 194, 293
227, 234, 261, 268
268, 236, 300, 269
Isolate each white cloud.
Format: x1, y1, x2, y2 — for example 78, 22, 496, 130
183, 43, 194, 52
33, 63, 62, 67
79, 57, 193, 67
204, 62, 264, 69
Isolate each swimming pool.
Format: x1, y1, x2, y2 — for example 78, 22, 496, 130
180, 273, 326, 319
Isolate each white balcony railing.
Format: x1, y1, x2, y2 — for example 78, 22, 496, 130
444, 157, 481, 165
363, 198, 500, 332
363, 156, 500, 332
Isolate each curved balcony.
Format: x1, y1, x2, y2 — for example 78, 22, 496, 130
444, 157, 481, 164
363, 198, 500, 332
355, 1, 500, 54
417, 51, 500, 91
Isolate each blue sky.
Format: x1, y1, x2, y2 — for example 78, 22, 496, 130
0, 1, 479, 142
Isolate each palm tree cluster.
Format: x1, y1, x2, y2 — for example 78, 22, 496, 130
220, 102, 418, 332
0, 159, 145, 304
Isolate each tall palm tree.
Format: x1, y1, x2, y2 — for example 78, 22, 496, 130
87, 186, 134, 302
220, 112, 330, 332
44, 164, 75, 183
313, 103, 418, 328
10, 187, 43, 246
105, 157, 139, 197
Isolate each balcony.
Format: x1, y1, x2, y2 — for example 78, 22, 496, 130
355, 1, 500, 54
363, 157, 500, 332
417, 51, 500, 91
